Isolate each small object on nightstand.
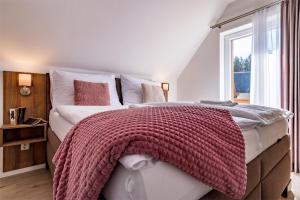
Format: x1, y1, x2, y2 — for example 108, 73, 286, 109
9, 107, 27, 125
9, 108, 18, 125
24, 118, 47, 126
0, 123, 47, 172
17, 107, 26, 124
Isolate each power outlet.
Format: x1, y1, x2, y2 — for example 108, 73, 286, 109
21, 143, 30, 151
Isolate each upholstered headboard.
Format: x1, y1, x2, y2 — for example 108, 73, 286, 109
45, 73, 123, 121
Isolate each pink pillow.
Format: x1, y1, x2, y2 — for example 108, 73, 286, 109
74, 80, 110, 106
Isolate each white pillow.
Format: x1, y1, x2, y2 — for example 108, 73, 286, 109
141, 83, 166, 103
120, 75, 161, 105
50, 70, 121, 108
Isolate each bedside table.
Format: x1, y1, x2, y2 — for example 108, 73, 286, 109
0, 123, 47, 172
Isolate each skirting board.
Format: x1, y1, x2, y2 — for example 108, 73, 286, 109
0, 163, 46, 178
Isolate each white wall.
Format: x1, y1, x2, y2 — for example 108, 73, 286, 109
177, 0, 275, 101
0, 71, 2, 127
0, 0, 235, 104
177, 29, 220, 101
0, 0, 232, 81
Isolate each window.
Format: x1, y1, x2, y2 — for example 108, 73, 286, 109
220, 6, 281, 108
220, 24, 253, 104
232, 35, 252, 104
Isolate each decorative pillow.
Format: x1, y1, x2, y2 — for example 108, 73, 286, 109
120, 75, 161, 105
141, 83, 166, 103
50, 70, 121, 108
74, 80, 110, 106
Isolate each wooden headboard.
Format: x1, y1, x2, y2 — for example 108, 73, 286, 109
45, 73, 123, 121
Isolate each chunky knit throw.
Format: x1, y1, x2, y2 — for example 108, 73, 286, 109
53, 106, 246, 200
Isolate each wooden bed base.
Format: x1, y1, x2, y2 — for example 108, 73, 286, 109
46, 128, 290, 200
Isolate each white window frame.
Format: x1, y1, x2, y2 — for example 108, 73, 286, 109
219, 23, 253, 101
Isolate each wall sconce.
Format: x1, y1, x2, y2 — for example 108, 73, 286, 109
161, 82, 169, 102
161, 83, 169, 91
18, 73, 32, 96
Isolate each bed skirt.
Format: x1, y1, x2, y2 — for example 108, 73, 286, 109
46, 128, 291, 200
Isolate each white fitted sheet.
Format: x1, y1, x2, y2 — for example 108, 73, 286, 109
49, 110, 73, 141
49, 110, 288, 200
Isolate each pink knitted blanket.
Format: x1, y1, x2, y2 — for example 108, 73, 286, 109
53, 106, 246, 200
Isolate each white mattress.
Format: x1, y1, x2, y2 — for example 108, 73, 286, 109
49, 110, 74, 141
49, 110, 288, 200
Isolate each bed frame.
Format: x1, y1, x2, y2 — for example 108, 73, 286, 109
45, 73, 291, 200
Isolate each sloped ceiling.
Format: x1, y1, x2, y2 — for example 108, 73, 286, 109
0, 0, 234, 80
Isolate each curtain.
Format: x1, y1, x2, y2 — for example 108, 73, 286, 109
281, 0, 300, 173
250, 5, 281, 108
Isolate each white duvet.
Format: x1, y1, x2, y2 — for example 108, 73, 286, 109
55, 103, 282, 131
130, 102, 293, 127
53, 104, 289, 170
54, 105, 128, 125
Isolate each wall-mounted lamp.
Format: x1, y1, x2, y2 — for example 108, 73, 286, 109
161, 82, 169, 102
161, 82, 169, 91
18, 73, 32, 96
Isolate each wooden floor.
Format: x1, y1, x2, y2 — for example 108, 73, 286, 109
0, 169, 52, 200
0, 169, 299, 200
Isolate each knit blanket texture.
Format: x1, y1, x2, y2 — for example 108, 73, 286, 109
53, 106, 246, 200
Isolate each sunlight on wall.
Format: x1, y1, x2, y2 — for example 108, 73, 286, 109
0, 49, 51, 73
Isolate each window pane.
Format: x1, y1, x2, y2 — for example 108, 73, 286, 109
232, 35, 252, 104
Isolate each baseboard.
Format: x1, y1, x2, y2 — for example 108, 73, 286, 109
0, 163, 46, 178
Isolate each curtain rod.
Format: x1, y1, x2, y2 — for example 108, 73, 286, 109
210, 0, 285, 29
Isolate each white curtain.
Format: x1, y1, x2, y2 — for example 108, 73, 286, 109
250, 5, 281, 108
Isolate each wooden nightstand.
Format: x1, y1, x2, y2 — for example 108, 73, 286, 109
0, 123, 47, 172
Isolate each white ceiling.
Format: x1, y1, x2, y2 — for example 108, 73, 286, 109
0, 0, 234, 80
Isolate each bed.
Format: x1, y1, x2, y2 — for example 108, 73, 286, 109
45, 73, 291, 200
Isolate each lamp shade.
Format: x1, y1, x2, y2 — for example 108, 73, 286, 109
161, 82, 169, 91
19, 73, 32, 87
